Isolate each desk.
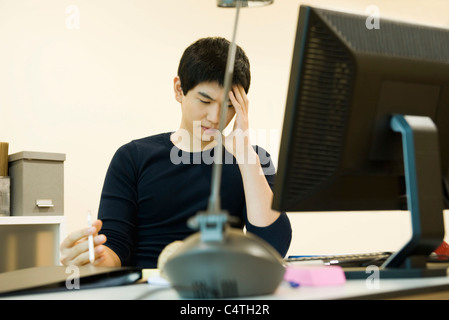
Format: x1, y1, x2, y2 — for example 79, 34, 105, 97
3, 274, 449, 300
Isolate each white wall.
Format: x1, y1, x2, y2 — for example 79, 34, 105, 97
1, 0, 449, 254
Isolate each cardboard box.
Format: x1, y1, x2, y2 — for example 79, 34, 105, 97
8, 151, 65, 216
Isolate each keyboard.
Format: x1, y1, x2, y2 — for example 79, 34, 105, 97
285, 251, 392, 267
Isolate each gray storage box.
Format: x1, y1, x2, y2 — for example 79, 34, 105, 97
8, 151, 65, 216
0, 176, 10, 216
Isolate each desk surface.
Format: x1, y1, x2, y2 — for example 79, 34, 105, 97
3, 274, 449, 300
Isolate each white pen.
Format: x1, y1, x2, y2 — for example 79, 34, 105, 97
87, 210, 95, 264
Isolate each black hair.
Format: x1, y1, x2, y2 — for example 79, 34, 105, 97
177, 37, 251, 95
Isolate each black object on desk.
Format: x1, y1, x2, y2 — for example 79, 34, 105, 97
0, 265, 142, 297
273, 5, 449, 279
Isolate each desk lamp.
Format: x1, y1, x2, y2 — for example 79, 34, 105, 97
162, 0, 285, 299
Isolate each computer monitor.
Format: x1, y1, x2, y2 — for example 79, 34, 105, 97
272, 5, 449, 277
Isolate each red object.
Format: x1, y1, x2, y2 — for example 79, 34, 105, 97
434, 240, 449, 256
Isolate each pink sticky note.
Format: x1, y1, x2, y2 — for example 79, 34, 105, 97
284, 265, 346, 286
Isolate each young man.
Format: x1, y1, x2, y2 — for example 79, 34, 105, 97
60, 37, 292, 268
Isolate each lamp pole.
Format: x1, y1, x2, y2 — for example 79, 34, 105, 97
207, 0, 242, 214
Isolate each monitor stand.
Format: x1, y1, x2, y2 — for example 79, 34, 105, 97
345, 114, 448, 279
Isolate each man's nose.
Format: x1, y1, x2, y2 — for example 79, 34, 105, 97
207, 103, 221, 124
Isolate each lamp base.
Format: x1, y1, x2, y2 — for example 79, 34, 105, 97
162, 228, 285, 298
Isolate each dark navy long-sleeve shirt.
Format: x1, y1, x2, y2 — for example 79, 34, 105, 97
98, 132, 291, 268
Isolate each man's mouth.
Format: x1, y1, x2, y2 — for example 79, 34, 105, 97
201, 126, 218, 134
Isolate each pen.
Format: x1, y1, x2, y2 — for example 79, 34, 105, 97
87, 210, 95, 264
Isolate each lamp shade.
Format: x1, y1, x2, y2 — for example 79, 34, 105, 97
217, 0, 273, 7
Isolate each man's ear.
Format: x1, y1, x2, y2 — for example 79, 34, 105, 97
173, 76, 183, 103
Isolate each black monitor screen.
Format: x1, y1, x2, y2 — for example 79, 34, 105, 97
272, 5, 449, 275
273, 6, 449, 212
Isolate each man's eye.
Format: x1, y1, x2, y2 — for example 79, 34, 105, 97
200, 100, 210, 104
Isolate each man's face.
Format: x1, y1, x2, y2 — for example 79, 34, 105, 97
175, 78, 236, 148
